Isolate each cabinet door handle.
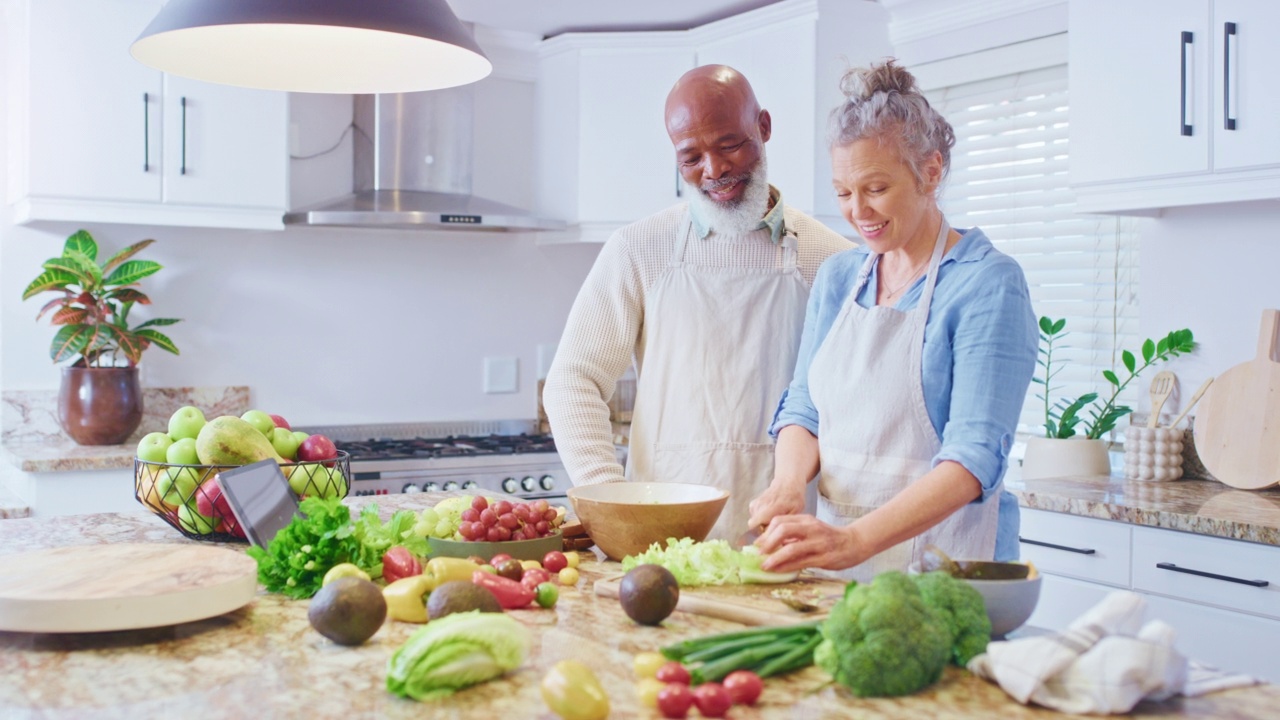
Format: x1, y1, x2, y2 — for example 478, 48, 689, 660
142, 93, 150, 172
1180, 30, 1194, 136
1224, 22, 1237, 130
180, 96, 188, 175
1156, 562, 1268, 588
1019, 537, 1096, 555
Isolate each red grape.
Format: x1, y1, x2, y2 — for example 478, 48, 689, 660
543, 508, 558, 522
480, 508, 498, 527
471, 496, 488, 511
460, 508, 480, 523
458, 522, 477, 540
514, 504, 532, 522
535, 520, 550, 534
532, 499, 549, 514
499, 513, 520, 529
495, 525, 512, 541
492, 500, 513, 516
511, 530, 526, 542
486, 526, 502, 542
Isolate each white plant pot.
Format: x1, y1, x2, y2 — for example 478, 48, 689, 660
1022, 437, 1111, 480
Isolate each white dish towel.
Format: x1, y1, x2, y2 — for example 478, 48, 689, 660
968, 591, 1261, 714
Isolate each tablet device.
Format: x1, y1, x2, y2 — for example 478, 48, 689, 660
216, 459, 302, 548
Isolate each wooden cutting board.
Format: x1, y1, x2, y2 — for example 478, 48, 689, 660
1194, 309, 1280, 490
0, 544, 259, 633
594, 572, 847, 626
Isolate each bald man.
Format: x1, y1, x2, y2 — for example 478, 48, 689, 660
543, 66, 852, 541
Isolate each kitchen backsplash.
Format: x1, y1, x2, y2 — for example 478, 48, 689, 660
1, 386, 250, 446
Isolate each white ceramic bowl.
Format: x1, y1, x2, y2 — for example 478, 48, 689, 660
910, 561, 1042, 637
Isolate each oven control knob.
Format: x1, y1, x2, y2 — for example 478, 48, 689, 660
443, 481, 460, 491
521, 477, 536, 492
502, 477, 518, 494
401, 483, 421, 494
462, 481, 478, 490
540, 475, 555, 491
423, 482, 439, 492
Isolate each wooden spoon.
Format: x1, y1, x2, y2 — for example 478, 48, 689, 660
1166, 376, 1214, 430
1147, 370, 1177, 428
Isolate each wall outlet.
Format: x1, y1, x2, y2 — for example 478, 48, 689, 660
483, 356, 519, 394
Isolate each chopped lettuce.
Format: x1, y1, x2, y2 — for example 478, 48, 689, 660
622, 538, 798, 586
387, 611, 530, 700
352, 504, 431, 559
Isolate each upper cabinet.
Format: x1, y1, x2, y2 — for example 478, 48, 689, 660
1069, 0, 1280, 213
534, 0, 890, 243
7, 0, 288, 230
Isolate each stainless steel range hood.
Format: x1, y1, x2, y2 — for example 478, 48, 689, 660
284, 89, 564, 231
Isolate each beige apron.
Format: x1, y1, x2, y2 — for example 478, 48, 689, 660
808, 218, 998, 582
627, 211, 809, 541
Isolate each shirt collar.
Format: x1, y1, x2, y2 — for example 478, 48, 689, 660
689, 185, 788, 244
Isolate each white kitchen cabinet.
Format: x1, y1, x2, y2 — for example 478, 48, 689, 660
1068, 0, 1280, 213
533, 0, 889, 243
7, 0, 288, 230
1019, 507, 1280, 682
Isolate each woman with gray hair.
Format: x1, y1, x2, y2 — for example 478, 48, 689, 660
747, 60, 1038, 581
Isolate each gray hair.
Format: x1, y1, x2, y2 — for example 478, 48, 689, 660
829, 60, 955, 191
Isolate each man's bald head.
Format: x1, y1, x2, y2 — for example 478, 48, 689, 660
664, 65, 764, 139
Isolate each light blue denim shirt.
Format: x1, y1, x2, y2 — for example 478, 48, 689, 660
769, 227, 1037, 561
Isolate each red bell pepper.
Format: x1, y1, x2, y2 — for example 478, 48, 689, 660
382, 546, 422, 584
472, 570, 535, 609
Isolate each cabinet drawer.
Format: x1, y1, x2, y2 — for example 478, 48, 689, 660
1143, 593, 1280, 684
1026, 573, 1117, 633
1018, 508, 1131, 587
1132, 526, 1280, 620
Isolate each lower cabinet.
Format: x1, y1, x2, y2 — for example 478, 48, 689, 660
1019, 507, 1279, 683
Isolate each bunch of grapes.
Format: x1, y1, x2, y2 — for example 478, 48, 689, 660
457, 496, 562, 542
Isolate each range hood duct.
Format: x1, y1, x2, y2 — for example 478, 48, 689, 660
284, 89, 563, 231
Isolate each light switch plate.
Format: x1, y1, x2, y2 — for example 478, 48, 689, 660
536, 343, 558, 380
483, 356, 519, 394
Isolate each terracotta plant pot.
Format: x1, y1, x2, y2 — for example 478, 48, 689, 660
1021, 437, 1111, 480
57, 366, 143, 445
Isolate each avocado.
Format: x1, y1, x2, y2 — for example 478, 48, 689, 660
426, 580, 503, 620
307, 576, 386, 646
619, 564, 679, 626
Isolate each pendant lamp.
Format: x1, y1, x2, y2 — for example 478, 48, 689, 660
130, 0, 492, 94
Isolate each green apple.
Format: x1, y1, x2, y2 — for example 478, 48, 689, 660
287, 463, 321, 496
167, 406, 207, 441
240, 410, 275, 437
269, 427, 300, 460
136, 432, 174, 463
157, 466, 201, 506
292, 430, 309, 446
165, 437, 200, 465
317, 467, 348, 499
178, 501, 217, 535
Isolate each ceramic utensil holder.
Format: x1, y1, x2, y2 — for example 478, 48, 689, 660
1123, 426, 1184, 481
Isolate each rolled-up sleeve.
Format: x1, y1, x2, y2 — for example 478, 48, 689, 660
933, 259, 1038, 499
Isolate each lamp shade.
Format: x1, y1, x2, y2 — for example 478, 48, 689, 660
130, 0, 492, 94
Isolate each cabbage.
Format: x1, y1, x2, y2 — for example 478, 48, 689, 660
386, 611, 530, 700
622, 538, 798, 586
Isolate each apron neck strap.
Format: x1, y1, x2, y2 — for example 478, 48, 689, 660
917, 215, 951, 311
671, 213, 696, 267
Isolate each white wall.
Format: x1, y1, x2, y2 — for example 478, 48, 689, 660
0, 36, 602, 428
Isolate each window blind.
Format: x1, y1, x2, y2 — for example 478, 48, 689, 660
929, 65, 1141, 437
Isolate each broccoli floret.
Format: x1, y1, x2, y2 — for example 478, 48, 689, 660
814, 571, 951, 698
913, 571, 992, 666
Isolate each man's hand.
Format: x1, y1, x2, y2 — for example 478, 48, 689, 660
747, 477, 807, 531
755, 515, 864, 573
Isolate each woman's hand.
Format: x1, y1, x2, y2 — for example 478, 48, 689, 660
754, 515, 864, 573
747, 478, 807, 532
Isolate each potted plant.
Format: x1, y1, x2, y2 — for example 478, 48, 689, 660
1023, 316, 1195, 480
21, 230, 181, 445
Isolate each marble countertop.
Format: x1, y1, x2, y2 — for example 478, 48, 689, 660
1, 494, 1274, 719
1009, 475, 1280, 546
0, 482, 31, 519
1, 439, 136, 473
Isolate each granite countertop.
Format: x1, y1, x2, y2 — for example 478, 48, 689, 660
1, 494, 1275, 719
1, 440, 137, 473
1009, 475, 1280, 546
0, 483, 31, 519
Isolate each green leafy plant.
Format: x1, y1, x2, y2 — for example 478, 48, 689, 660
1033, 316, 1195, 440
21, 229, 181, 367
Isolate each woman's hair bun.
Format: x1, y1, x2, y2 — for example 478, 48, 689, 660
840, 59, 917, 102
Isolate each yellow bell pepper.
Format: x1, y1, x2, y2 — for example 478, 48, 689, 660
423, 557, 481, 591
541, 660, 610, 720
383, 575, 431, 623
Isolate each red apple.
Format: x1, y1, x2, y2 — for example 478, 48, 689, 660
195, 476, 239, 535
296, 434, 338, 462
268, 414, 291, 430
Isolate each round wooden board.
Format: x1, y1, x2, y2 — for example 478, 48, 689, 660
0, 543, 258, 633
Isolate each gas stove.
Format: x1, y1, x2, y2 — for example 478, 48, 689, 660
298, 420, 569, 501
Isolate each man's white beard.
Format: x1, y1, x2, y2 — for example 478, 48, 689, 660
684, 154, 771, 237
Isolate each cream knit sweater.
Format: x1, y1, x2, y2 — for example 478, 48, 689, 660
543, 200, 853, 488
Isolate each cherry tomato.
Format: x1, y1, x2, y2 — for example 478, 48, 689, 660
542, 551, 568, 573
636, 677, 665, 708
521, 567, 552, 590
633, 651, 666, 679
654, 661, 690, 685
489, 553, 513, 566
656, 683, 694, 719
564, 551, 581, 569
692, 683, 732, 718
534, 582, 559, 608
723, 670, 763, 705
557, 567, 580, 586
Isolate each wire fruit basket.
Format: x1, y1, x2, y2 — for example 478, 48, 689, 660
134, 451, 351, 542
